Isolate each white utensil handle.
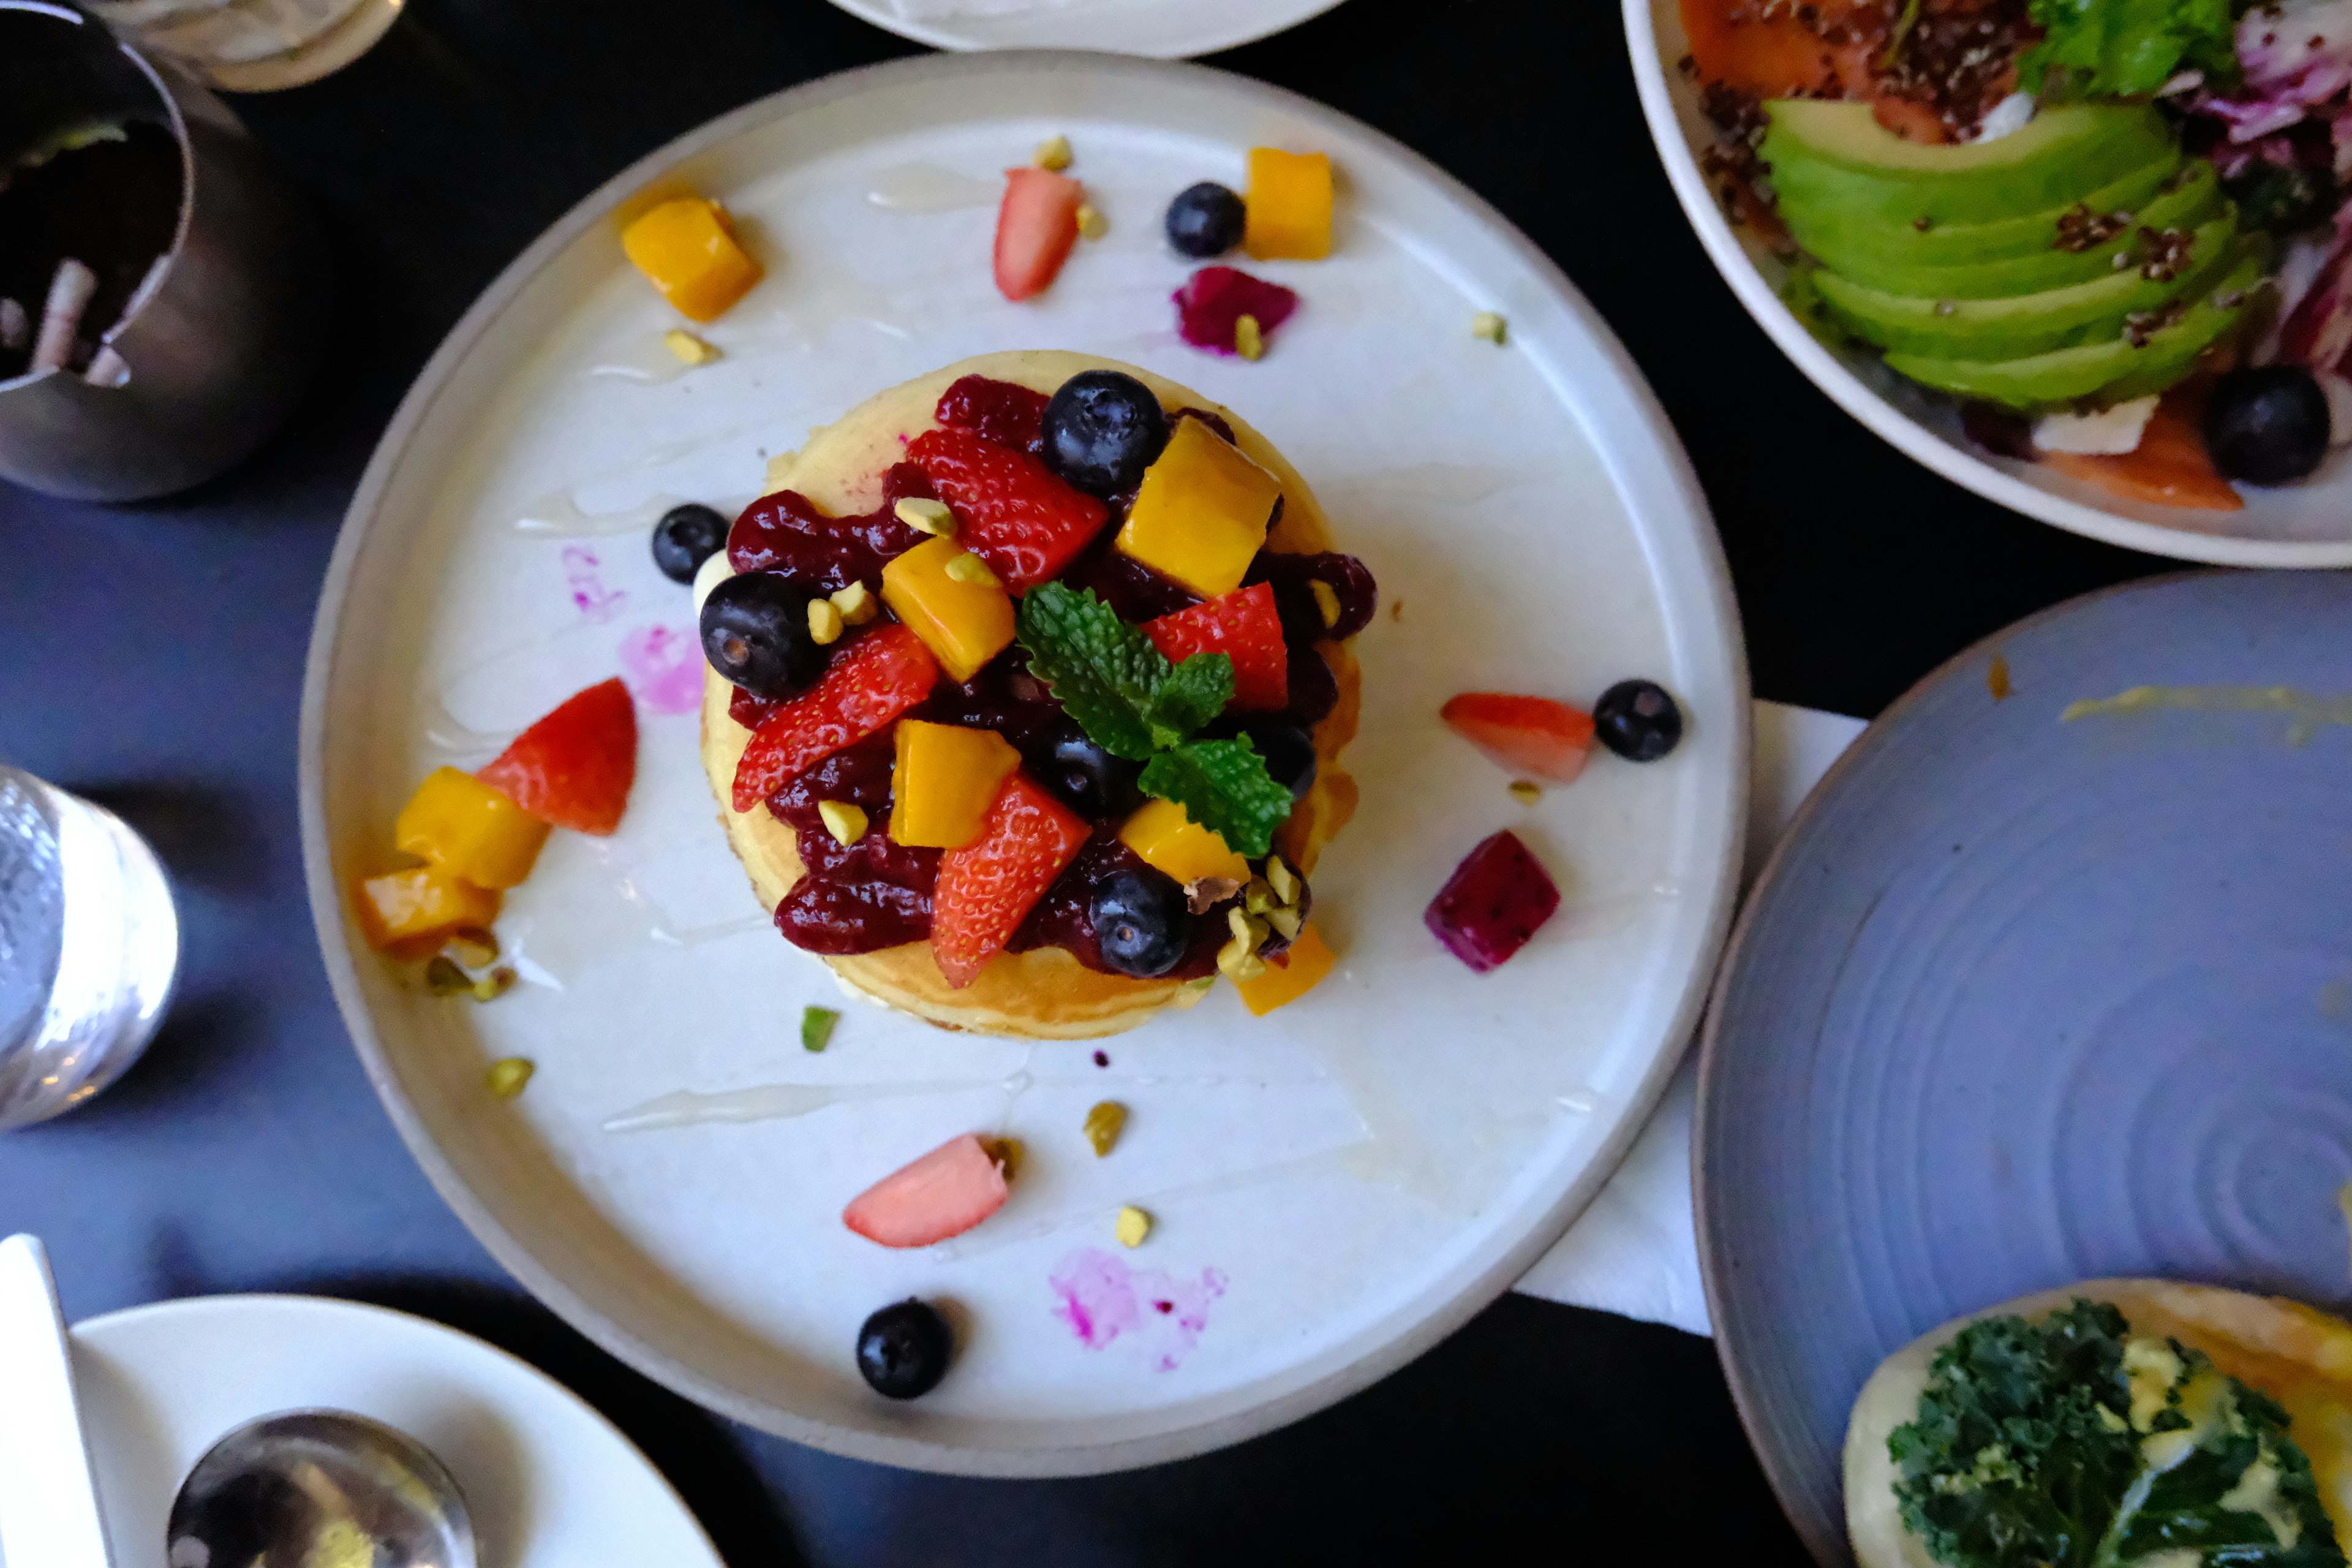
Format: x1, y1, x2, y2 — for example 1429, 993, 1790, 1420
0, 1235, 115, 1567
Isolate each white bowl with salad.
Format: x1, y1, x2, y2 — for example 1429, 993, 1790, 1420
1629, 0, 2352, 567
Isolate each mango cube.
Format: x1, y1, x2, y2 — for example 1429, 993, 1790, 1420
890, 719, 1022, 848
1244, 148, 1333, 262
1114, 417, 1282, 599
621, 197, 763, 323
353, 867, 500, 953
394, 767, 549, 890
1119, 798, 1248, 888
1236, 921, 1336, 1016
881, 535, 1016, 683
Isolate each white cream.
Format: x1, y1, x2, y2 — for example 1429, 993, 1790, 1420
2034, 394, 2158, 455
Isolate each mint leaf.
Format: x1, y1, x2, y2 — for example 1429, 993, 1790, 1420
1138, 737, 1294, 860
1016, 583, 1168, 761
1146, 654, 1234, 749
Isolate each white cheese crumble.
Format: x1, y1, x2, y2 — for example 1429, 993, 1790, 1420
2032, 394, 2158, 455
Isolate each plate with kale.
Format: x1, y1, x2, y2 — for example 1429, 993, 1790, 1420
1695, 570, 2352, 1561
1629, 0, 2352, 565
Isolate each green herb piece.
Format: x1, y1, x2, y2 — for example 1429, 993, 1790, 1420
1017, 583, 1174, 760
1146, 652, 1235, 745
801, 1006, 841, 1053
1137, 737, 1295, 860
2019, 0, 2248, 101
1888, 1298, 2342, 1568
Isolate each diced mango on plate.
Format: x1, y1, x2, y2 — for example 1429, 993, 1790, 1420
881, 535, 1016, 683
621, 196, 762, 322
394, 766, 549, 890
1114, 417, 1281, 599
353, 867, 500, 953
1120, 797, 1248, 888
891, 719, 1023, 849
1244, 148, 1332, 262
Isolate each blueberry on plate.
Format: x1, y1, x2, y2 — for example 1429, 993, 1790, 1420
700, 573, 825, 699
2204, 366, 2331, 485
1090, 867, 1193, 978
1049, 727, 1144, 821
1166, 182, 1246, 259
1236, 717, 1316, 801
1041, 371, 1169, 497
651, 502, 729, 584
1593, 680, 1683, 763
857, 1299, 952, 1400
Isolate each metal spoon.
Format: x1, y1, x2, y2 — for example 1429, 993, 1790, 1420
165, 1409, 477, 1568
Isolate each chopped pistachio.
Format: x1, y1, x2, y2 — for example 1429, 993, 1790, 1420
470, 966, 518, 1003
895, 497, 957, 537
818, 800, 869, 846
1084, 1099, 1128, 1156
1115, 1204, 1152, 1248
1033, 133, 1073, 172
1227, 907, 1269, 949
1310, 579, 1341, 628
1509, 780, 1543, 806
944, 551, 1000, 587
801, 1005, 840, 1053
1235, 313, 1264, 361
807, 597, 845, 646
1218, 934, 1268, 982
486, 1057, 535, 1099
1243, 877, 1277, 916
442, 927, 500, 969
984, 1136, 1024, 1180
1263, 855, 1300, 907
1185, 875, 1242, 914
831, 581, 879, 625
1471, 311, 1507, 345
425, 956, 473, 997
664, 328, 720, 364
1266, 905, 1303, 941
1075, 203, 1107, 240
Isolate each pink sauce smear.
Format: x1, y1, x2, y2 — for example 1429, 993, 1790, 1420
1049, 1247, 1227, 1372
617, 623, 703, 715
562, 545, 627, 622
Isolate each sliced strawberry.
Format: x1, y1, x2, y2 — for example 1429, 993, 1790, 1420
905, 426, 1109, 592
732, 625, 938, 812
931, 772, 1090, 987
993, 167, 1083, 302
1143, 582, 1290, 710
842, 1133, 1010, 1248
1439, 693, 1596, 786
477, 677, 638, 835
936, 375, 1049, 453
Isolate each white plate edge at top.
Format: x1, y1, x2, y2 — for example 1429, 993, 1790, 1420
298, 49, 1751, 1474
823, 0, 1351, 59
1621, 0, 2352, 570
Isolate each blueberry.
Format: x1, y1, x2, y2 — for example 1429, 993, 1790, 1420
1593, 680, 1684, 763
2204, 366, 2331, 485
700, 573, 825, 699
1041, 371, 1169, 497
1237, 718, 1316, 801
652, 503, 729, 584
856, 1299, 952, 1400
1166, 182, 1246, 259
1090, 868, 1193, 978
1047, 726, 1144, 821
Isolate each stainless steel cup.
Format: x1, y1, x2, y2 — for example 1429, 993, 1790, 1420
0, 1, 330, 502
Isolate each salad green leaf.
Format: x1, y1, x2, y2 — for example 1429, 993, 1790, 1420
2019, 0, 2252, 100
1137, 739, 1295, 861
1888, 1299, 2344, 1568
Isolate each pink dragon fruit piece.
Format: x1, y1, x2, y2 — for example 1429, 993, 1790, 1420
1173, 266, 1300, 356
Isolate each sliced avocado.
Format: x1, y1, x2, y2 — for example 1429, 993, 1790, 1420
1782, 154, 2186, 273
1814, 212, 2240, 359
1764, 101, 2174, 225
1796, 161, 2220, 299
1880, 255, 2262, 410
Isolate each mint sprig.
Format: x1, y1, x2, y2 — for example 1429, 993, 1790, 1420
1016, 583, 1292, 859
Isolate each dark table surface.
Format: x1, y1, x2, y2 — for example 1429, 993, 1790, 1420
0, 0, 2168, 1561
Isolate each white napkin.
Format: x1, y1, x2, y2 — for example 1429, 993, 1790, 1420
1511, 701, 1867, 1336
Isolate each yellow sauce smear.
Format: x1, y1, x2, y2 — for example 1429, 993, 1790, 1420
2060, 685, 2352, 745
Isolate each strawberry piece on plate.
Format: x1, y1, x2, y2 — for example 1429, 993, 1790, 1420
477, 677, 638, 835
732, 624, 939, 812
936, 375, 1049, 453
1426, 829, 1561, 974
842, 1133, 1011, 1248
931, 772, 1090, 987
905, 426, 1109, 592
1142, 582, 1290, 710
1439, 692, 1597, 785
993, 167, 1083, 302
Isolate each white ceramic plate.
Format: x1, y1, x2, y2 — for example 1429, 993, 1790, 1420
301, 51, 1747, 1475
70, 1294, 722, 1566
825, 0, 1348, 58
1626, 0, 2352, 568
